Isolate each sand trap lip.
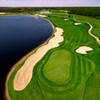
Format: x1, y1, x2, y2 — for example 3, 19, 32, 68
76, 46, 93, 54
74, 23, 82, 25
14, 27, 64, 91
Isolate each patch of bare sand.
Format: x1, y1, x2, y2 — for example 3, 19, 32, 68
76, 46, 93, 54
34, 14, 48, 17
74, 23, 82, 25
0, 12, 6, 15
64, 19, 69, 20
14, 27, 64, 91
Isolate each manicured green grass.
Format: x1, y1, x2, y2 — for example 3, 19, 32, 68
43, 49, 72, 83
7, 11, 100, 100
73, 14, 100, 39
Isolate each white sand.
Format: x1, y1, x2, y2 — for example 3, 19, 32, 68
14, 27, 64, 91
35, 14, 48, 17
38, 14, 48, 17
0, 12, 6, 15
64, 19, 69, 20
74, 23, 82, 25
76, 46, 93, 54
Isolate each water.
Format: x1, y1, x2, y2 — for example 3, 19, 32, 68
0, 15, 53, 99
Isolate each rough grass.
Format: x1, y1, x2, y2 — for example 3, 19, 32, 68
7, 12, 100, 100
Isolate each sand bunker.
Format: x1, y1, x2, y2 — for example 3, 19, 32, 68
74, 23, 82, 25
76, 46, 93, 54
0, 12, 6, 15
38, 14, 48, 17
14, 27, 64, 91
35, 14, 48, 17
64, 19, 69, 20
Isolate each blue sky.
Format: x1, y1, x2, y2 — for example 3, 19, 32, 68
0, 0, 100, 7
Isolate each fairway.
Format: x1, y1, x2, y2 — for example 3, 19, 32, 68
6, 11, 100, 100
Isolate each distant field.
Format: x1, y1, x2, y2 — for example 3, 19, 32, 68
7, 10, 100, 100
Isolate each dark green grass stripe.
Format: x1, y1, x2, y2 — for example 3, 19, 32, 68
64, 55, 81, 93
36, 53, 81, 94
91, 52, 98, 61
73, 24, 88, 46
69, 28, 79, 44
83, 58, 89, 76
36, 76, 45, 100
86, 60, 93, 75
83, 57, 89, 76
79, 55, 95, 77
77, 30, 87, 44
64, 54, 80, 91
69, 25, 82, 43
79, 56, 86, 76
74, 30, 83, 46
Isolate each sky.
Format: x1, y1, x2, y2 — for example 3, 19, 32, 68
0, 0, 100, 7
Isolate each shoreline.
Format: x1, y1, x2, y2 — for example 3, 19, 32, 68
13, 27, 64, 91
4, 16, 55, 100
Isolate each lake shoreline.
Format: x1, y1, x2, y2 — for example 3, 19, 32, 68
4, 16, 55, 100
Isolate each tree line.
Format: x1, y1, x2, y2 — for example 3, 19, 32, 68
0, 7, 100, 19
65, 7, 100, 19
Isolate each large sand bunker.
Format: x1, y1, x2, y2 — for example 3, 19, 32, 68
14, 27, 64, 91
76, 46, 93, 54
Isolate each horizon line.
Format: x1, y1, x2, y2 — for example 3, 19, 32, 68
0, 6, 100, 8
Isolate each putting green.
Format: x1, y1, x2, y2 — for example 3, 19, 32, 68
43, 49, 72, 83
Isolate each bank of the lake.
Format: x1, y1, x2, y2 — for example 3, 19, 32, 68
0, 15, 54, 100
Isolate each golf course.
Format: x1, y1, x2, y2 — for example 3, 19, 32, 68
5, 9, 100, 100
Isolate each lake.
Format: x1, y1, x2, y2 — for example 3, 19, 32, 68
0, 15, 53, 99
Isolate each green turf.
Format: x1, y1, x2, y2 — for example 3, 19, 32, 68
43, 49, 72, 83
7, 11, 100, 100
